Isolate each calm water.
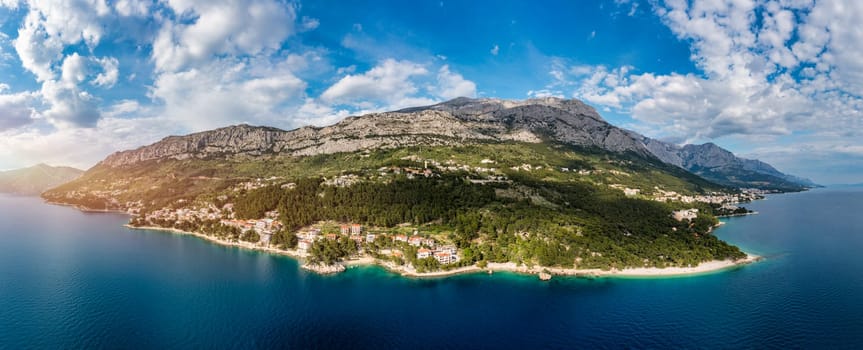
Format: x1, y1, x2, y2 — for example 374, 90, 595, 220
1, 187, 862, 349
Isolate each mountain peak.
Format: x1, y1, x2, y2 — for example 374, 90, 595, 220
88, 96, 813, 190
99, 97, 650, 167
400, 97, 605, 122
0, 164, 84, 196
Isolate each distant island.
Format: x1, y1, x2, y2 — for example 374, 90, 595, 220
0, 164, 83, 196
42, 98, 808, 279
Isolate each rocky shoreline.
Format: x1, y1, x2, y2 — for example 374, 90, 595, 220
301, 263, 346, 274
121, 223, 761, 280
44, 198, 763, 282
717, 211, 760, 218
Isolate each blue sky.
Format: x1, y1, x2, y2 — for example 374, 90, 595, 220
0, 0, 861, 184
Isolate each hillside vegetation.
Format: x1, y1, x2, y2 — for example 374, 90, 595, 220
45, 142, 746, 270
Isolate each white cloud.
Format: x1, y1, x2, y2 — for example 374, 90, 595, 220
300, 16, 320, 31
336, 65, 356, 75
143, 0, 310, 132
60, 52, 88, 84
317, 59, 478, 119
152, 0, 296, 72
613, 0, 639, 17
794, 1, 863, 96
490, 44, 499, 56
92, 57, 119, 87
6, 1, 123, 129
527, 89, 564, 99
150, 57, 307, 131
0, 0, 20, 8
40, 78, 100, 127
14, 11, 64, 82
292, 98, 352, 127
103, 99, 142, 118
434, 65, 476, 100
550, 0, 863, 148
0, 88, 37, 131
114, 0, 150, 17
0, 115, 171, 170
321, 59, 429, 104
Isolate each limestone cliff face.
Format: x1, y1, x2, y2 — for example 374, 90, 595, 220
92, 96, 813, 190
100, 97, 653, 167
402, 97, 650, 154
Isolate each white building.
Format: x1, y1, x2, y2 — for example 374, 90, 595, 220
672, 209, 699, 221
434, 251, 455, 264
408, 236, 423, 247
298, 239, 312, 252
417, 248, 432, 259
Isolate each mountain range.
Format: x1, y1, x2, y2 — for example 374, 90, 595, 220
41, 97, 782, 271
98, 97, 813, 191
0, 164, 84, 195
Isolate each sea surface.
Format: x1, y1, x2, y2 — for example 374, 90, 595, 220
1, 187, 862, 349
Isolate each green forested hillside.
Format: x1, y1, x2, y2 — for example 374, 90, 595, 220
44, 142, 745, 270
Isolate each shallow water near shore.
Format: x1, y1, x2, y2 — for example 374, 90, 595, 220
2, 187, 863, 348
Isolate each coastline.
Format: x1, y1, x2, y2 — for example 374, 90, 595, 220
387, 254, 761, 279
45, 200, 132, 215
717, 211, 759, 218
124, 224, 761, 280
125, 224, 309, 260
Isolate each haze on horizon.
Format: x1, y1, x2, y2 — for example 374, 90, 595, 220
0, 0, 861, 184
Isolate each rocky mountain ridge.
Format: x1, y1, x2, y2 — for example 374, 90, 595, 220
100, 97, 652, 167
97, 97, 813, 190
642, 139, 815, 190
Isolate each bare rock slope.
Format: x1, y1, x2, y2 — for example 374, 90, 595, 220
101, 97, 652, 167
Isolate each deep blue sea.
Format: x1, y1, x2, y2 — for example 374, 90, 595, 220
1, 187, 863, 349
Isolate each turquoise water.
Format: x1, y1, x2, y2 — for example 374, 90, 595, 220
1, 187, 862, 348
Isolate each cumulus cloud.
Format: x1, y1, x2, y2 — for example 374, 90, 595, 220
150, 57, 307, 131
13, 11, 64, 82
60, 52, 88, 84
434, 65, 477, 100
319, 59, 478, 112
92, 57, 119, 87
0, 0, 325, 170
139, 0, 315, 132
321, 59, 429, 105
292, 98, 352, 127
5, 1, 125, 128
552, 0, 863, 146
0, 86, 37, 131
41, 79, 100, 128
152, 0, 295, 72
114, 0, 150, 17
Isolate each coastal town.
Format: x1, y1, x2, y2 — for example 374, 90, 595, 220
49, 150, 771, 278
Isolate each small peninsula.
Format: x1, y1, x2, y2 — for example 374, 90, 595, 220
43, 98, 805, 279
